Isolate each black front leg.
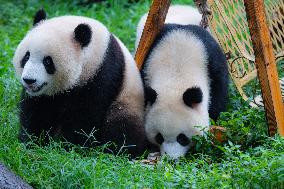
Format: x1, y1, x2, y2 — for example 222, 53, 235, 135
19, 91, 58, 143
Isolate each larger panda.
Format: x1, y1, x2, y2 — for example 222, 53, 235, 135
136, 5, 229, 159
13, 10, 147, 157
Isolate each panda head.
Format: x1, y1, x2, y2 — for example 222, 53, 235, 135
144, 86, 209, 159
13, 10, 94, 96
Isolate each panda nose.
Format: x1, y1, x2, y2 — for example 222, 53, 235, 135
23, 78, 36, 85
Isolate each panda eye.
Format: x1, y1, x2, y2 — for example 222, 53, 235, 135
177, 133, 190, 146
43, 56, 56, 74
155, 133, 164, 145
21, 51, 30, 68
145, 86, 157, 105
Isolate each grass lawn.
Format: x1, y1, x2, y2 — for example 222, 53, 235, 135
0, 0, 284, 188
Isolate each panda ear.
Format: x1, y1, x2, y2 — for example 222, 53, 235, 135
33, 9, 46, 26
145, 86, 157, 105
74, 24, 92, 48
183, 87, 203, 108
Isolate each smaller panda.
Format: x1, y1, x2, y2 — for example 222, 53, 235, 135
135, 5, 204, 50
13, 10, 148, 157
137, 7, 229, 159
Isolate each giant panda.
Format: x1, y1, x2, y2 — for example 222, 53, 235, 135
135, 5, 204, 50
136, 6, 229, 159
13, 10, 148, 157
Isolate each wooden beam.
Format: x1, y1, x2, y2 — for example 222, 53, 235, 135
243, 0, 284, 136
134, 0, 170, 70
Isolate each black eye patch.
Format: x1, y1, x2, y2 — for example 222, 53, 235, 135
43, 56, 56, 74
177, 133, 190, 146
183, 87, 203, 108
21, 51, 30, 68
145, 86, 157, 105
155, 133, 164, 145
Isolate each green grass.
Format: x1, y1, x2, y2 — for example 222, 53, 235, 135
0, 0, 284, 188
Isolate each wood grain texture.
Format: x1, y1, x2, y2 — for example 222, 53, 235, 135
134, 0, 170, 70
243, 0, 284, 136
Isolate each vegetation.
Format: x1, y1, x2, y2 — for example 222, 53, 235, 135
0, 0, 283, 188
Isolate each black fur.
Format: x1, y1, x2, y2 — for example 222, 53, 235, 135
33, 9, 46, 26
23, 78, 36, 85
183, 87, 203, 108
155, 133, 164, 145
141, 24, 229, 121
21, 51, 30, 68
176, 133, 190, 146
145, 86, 157, 105
19, 35, 147, 157
74, 24, 92, 48
100, 101, 148, 157
43, 56, 56, 74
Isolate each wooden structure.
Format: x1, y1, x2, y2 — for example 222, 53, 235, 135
207, 0, 284, 101
135, 0, 170, 69
243, 0, 284, 136
134, 0, 284, 137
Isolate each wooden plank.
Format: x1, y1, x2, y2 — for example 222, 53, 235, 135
243, 0, 284, 136
134, 0, 170, 70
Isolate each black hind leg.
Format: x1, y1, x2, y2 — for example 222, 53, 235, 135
100, 102, 149, 158
208, 68, 229, 121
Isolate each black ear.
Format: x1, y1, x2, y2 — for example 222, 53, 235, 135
33, 9, 46, 26
74, 24, 92, 48
145, 86, 157, 105
183, 87, 203, 108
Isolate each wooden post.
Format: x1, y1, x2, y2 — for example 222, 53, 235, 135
134, 0, 170, 70
243, 0, 284, 136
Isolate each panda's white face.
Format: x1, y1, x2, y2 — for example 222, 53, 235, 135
20, 51, 56, 96
14, 32, 83, 96
13, 14, 111, 96
144, 86, 209, 159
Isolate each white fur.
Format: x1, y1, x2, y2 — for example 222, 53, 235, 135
161, 142, 190, 159
135, 5, 202, 50
13, 16, 110, 96
115, 37, 144, 114
21, 58, 52, 96
144, 30, 210, 159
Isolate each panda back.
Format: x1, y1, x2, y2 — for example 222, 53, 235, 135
142, 24, 229, 120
